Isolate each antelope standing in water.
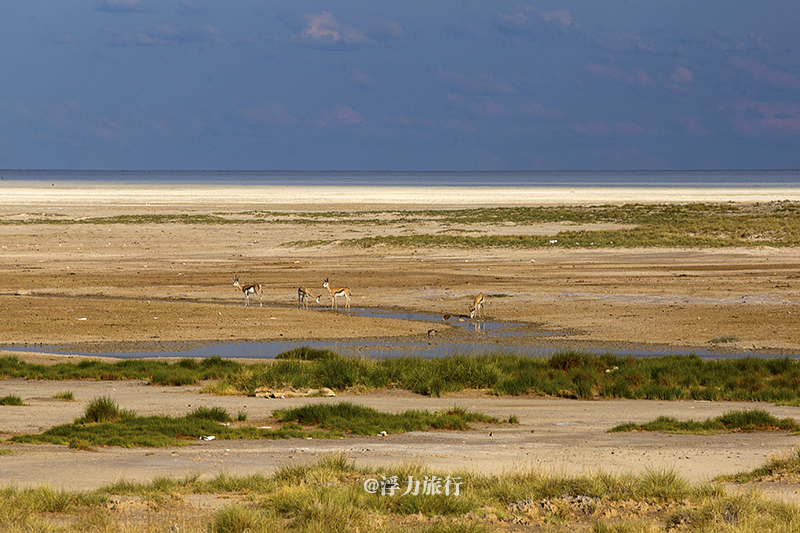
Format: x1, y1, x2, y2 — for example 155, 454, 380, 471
469, 293, 485, 319
233, 275, 262, 307
323, 278, 351, 310
298, 286, 321, 309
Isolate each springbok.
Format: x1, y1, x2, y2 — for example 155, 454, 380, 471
323, 278, 351, 310
298, 286, 321, 309
233, 275, 262, 307
469, 293, 485, 319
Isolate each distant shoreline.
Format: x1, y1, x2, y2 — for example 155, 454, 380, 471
1, 168, 799, 187
2, 180, 800, 211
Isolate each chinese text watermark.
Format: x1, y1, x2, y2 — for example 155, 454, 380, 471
363, 475, 462, 496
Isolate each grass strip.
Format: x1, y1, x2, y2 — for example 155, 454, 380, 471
273, 403, 507, 435
10, 399, 503, 448
7, 350, 800, 403
335, 203, 800, 248
10, 409, 328, 448
208, 350, 800, 402
0, 354, 239, 385
609, 409, 800, 435
5, 203, 800, 248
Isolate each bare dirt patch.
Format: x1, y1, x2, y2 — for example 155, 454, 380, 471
1, 217, 798, 355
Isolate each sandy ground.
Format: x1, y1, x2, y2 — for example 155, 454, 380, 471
2, 379, 800, 502
1, 182, 800, 501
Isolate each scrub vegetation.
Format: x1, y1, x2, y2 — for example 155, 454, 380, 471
1, 454, 799, 532
5, 351, 800, 403
342, 202, 800, 248
609, 409, 800, 435
10, 398, 507, 449
208, 350, 800, 402
0, 355, 239, 386
273, 403, 509, 436
6, 202, 800, 248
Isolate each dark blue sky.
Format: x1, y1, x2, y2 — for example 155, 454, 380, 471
2, 1, 799, 171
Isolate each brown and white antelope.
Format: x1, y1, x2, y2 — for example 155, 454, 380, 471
233, 275, 262, 307
323, 278, 351, 310
469, 292, 485, 319
298, 286, 321, 309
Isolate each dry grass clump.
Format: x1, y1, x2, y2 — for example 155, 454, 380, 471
1, 455, 799, 532
717, 446, 800, 484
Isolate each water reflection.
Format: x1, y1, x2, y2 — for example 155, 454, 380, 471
345, 307, 526, 336
4, 339, 791, 361
3, 306, 795, 361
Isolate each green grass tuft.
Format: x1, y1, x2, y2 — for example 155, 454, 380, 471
80, 396, 134, 424
273, 402, 505, 435
0, 395, 24, 406
609, 409, 800, 435
276, 346, 341, 360
187, 406, 233, 422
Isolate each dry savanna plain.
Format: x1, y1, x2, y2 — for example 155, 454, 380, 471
2, 181, 800, 532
